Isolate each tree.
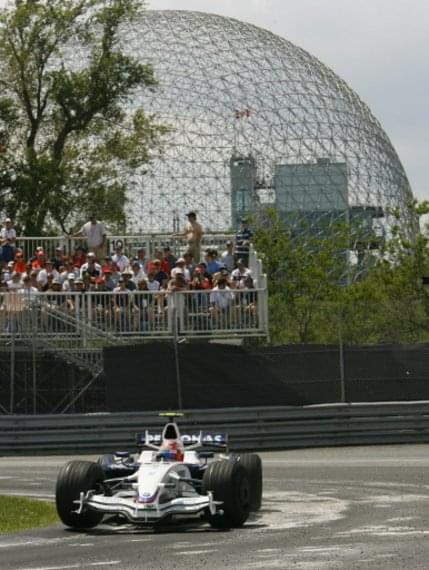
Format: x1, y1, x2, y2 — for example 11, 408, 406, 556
0, 0, 167, 235
253, 204, 429, 346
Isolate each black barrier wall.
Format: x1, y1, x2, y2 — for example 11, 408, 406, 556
103, 343, 429, 412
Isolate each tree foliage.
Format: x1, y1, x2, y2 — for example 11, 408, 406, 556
0, 0, 167, 234
253, 205, 429, 346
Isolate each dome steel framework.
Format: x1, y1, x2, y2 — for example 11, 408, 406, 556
120, 10, 414, 237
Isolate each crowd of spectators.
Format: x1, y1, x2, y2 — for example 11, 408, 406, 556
0, 216, 258, 333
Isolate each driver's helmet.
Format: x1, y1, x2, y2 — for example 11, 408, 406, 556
158, 440, 184, 462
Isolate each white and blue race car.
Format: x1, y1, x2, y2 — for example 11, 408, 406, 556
55, 413, 262, 530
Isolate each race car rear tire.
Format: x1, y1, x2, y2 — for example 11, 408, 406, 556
202, 460, 251, 528
56, 460, 104, 529
234, 454, 263, 511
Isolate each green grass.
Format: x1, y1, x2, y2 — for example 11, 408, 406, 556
0, 496, 58, 534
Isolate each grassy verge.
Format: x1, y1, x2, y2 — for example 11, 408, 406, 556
0, 496, 58, 534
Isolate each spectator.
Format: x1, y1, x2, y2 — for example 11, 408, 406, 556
62, 273, 76, 292
154, 249, 170, 274
4, 260, 15, 281
183, 251, 196, 276
20, 275, 39, 304
146, 270, 161, 291
150, 259, 168, 289
136, 247, 149, 272
0, 218, 17, 263
167, 269, 188, 292
37, 260, 59, 287
209, 276, 234, 322
130, 260, 146, 284
7, 271, 22, 290
162, 246, 177, 273
79, 252, 102, 278
122, 270, 137, 291
235, 218, 253, 265
204, 249, 223, 275
72, 245, 87, 268
171, 258, 191, 282
41, 273, 55, 292
52, 247, 66, 271
31, 250, 46, 271
30, 270, 40, 290
101, 267, 116, 291
112, 277, 132, 331
181, 212, 203, 262
112, 245, 129, 273
14, 252, 26, 274
73, 213, 107, 260
221, 240, 235, 272
231, 258, 252, 288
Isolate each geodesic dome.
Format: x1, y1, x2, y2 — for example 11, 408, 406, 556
121, 10, 415, 236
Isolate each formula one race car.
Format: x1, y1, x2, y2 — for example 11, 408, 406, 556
55, 413, 262, 530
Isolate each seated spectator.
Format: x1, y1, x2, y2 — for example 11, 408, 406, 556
146, 270, 161, 291
101, 267, 116, 291
7, 271, 23, 290
150, 259, 168, 289
221, 240, 235, 272
4, 260, 15, 281
72, 245, 87, 269
154, 249, 170, 274
37, 260, 59, 287
209, 276, 234, 322
167, 269, 188, 292
41, 273, 56, 292
112, 277, 133, 331
14, 252, 26, 274
189, 266, 211, 291
204, 249, 223, 275
62, 273, 76, 292
20, 275, 39, 304
123, 270, 137, 291
162, 246, 177, 273
112, 245, 129, 273
60, 260, 78, 282
30, 270, 40, 290
171, 258, 191, 282
183, 251, 196, 276
135, 247, 148, 271
52, 247, 66, 271
80, 252, 102, 278
231, 258, 252, 288
31, 250, 46, 270
130, 260, 146, 285
134, 278, 151, 331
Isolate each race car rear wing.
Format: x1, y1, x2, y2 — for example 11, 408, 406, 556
136, 431, 228, 450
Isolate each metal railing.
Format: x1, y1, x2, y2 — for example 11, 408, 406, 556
13, 233, 233, 261
0, 289, 269, 342
1, 402, 429, 453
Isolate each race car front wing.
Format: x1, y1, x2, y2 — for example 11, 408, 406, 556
75, 491, 220, 524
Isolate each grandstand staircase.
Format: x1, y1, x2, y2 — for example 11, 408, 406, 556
15, 305, 127, 376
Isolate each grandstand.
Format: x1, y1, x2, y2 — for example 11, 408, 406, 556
0, 233, 268, 414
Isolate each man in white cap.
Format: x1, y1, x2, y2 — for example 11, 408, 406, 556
0, 218, 16, 263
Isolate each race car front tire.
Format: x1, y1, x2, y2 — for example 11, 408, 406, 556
56, 460, 104, 529
233, 454, 263, 511
202, 460, 251, 528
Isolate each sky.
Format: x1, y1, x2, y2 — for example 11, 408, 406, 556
149, 0, 428, 201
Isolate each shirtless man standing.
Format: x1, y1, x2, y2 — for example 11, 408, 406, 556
183, 211, 203, 262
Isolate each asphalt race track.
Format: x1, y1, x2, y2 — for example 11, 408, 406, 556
1, 445, 429, 569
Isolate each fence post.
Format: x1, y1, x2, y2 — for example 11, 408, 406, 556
338, 309, 346, 403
